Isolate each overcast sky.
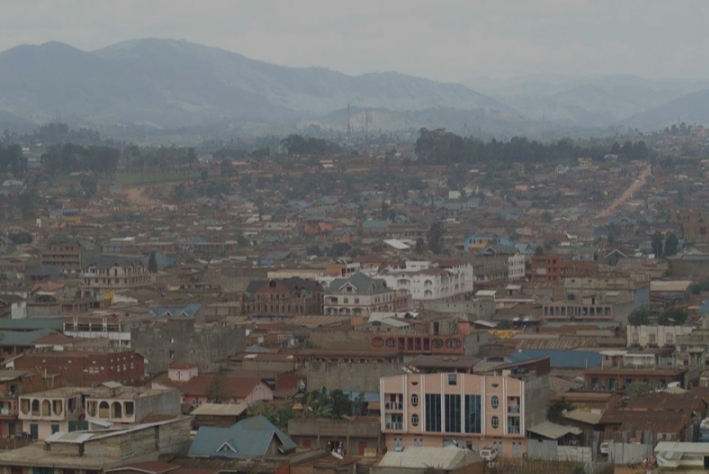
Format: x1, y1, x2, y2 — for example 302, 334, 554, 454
1, 0, 708, 83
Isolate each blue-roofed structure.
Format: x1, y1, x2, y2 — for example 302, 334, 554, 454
506, 349, 602, 369
188, 415, 296, 459
150, 303, 202, 319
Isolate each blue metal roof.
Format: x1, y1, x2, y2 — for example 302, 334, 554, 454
507, 349, 602, 369
188, 415, 296, 459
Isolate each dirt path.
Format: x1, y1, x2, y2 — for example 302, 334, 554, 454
123, 186, 155, 207
595, 163, 652, 219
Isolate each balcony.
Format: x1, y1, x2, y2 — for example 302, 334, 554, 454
508, 405, 521, 414
384, 402, 403, 411
385, 422, 404, 430
507, 426, 521, 435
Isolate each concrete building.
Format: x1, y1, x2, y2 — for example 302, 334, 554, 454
131, 319, 245, 374
80, 255, 153, 295
18, 384, 181, 440
287, 417, 383, 457
324, 273, 409, 316
0, 417, 191, 473
627, 325, 694, 348
14, 349, 145, 386
18, 387, 85, 440
85, 385, 181, 427
379, 260, 474, 303
40, 235, 92, 274
241, 277, 324, 316
379, 358, 550, 458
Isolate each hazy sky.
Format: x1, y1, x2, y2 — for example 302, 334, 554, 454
1, 0, 708, 83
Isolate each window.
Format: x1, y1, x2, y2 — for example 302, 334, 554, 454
448, 374, 457, 386
632, 332, 639, 343
354, 298, 359, 304
51, 424, 59, 434
444, 394, 461, 433
666, 333, 674, 344
169, 350, 175, 360
411, 394, 419, 407
491, 396, 499, 409
491, 416, 499, 429
424, 394, 441, 432
464, 394, 482, 433
411, 414, 419, 426
649, 333, 656, 343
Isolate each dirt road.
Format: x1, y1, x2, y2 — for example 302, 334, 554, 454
595, 163, 652, 219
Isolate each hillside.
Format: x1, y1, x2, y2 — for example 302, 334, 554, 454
0, 39, 514, 134
624, 88, 709, 129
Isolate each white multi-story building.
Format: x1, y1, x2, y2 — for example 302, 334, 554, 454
507, 254, 526, 282
324, 272, 409, 316
379, 260, 474, 302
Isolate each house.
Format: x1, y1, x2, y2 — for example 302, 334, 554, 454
154, 369, 273, 406
0, 417, 191, 472
324, 273, 408, 316
379, 260, 474, 303
14, 349, 145, 386
40, 234, 93, 274
188, 416, 296, 458
80, 255, 153, 295
287, 417, 383, 456
372, 446, 484, 474
241, 278, 323, 316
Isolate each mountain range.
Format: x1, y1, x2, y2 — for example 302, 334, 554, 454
0, 38, 708, 140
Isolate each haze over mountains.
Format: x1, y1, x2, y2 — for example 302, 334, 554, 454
0, 38, 708, 140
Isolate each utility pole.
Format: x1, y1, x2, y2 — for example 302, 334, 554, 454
347, 104, 351, 150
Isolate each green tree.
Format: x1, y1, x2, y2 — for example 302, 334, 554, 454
427, 221, 445, 254
658, 307, 688, 326
8, 231, 32, 245
626, 381, 655, 398
147, 251, 158, 273
205, 374, 231, 403
414, 237, 425, 255
627, 307, 650, 326
547, 397, 574, 423
328, 242, 352, 258
651, 231, 664, 258
496, 320, 512, 330
665, 233, 679, 256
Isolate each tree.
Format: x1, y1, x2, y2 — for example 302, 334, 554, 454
651, 231, 664, 258
658, 307, 688, 326
8, 231, 32, 245
665, 233, 679, 256
414, 237, 425, 255
496, 320, 512, 330
628, 307, 650, 326
205, 374, 231, 403
147, 251, 158, 273
547, 398, 574, 423
328, 242, 351, 258
626, 381, 655, 398
427, 221, 445, 254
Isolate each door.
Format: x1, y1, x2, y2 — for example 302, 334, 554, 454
358, 441, 368, 455
29, 423, 38, 440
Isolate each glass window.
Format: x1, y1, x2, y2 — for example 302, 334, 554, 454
464, 395, 482, 434
444, 394, 461, 433
491, 416, 499, 429
411, 394, 419, 407
491, 396, 499, 409
448, 374, 457, 386
412, 414, 419, 426
425, 394, 441, 432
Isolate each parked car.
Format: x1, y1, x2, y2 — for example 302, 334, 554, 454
480, 446, 498, 461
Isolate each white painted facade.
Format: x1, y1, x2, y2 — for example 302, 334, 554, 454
380, 261, 474, 301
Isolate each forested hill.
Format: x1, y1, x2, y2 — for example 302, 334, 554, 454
0, 39, 513, 133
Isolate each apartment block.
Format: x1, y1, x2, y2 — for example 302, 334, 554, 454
379, 358, 550, 458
